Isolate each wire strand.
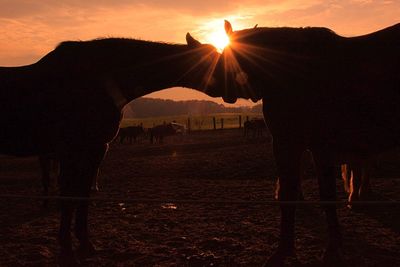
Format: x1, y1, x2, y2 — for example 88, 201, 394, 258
0, 193, 399, 206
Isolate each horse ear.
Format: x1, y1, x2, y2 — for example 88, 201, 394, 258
254, 24, 258, 29
224, 20, 233, 36
186, 33, 201, 47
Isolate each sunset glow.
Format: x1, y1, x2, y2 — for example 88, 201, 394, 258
205, 30, 230, 52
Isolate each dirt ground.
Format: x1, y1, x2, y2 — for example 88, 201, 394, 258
1, 128, 399, 267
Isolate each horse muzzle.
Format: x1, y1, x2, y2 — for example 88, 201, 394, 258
222, 95, 238, 104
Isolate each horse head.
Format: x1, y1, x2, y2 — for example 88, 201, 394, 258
181, 33, 222, 98
212, 20, 264, 104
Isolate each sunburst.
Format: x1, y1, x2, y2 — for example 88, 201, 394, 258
205, 30, 230, 52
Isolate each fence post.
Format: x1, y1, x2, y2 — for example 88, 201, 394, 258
213, 117, 216, 130
187, 117, 191, 133
246, 116, 249, 122
221, 118, 224, 129
238, 115, 242, 128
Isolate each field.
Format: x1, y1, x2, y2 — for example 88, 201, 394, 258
0, 128, 400, 267
121, 113, 263, 130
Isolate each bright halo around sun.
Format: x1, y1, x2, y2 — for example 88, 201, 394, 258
205, 29, 230, 52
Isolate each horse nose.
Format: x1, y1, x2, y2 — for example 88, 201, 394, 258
222, 95, 237, 104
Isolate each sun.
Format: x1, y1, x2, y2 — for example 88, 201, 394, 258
205, 29, 230, 52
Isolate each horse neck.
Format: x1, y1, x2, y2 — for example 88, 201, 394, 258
113, 45, 202, 104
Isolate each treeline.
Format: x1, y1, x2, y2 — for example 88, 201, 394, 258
123, 98, 262, 118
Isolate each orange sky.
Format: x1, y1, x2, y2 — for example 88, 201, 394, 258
1, 0, 399, 106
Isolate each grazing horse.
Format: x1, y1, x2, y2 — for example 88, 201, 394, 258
150, 123, 177, 144
0, 34, 221, 264
213, 20, 400, 265
118, 125, 144, 144
243, 118, 266, 137
171, 122, 187, 134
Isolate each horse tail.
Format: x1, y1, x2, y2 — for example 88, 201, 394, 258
341, 164, 351, 193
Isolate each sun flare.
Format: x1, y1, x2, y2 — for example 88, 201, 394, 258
205, 30, 230, 52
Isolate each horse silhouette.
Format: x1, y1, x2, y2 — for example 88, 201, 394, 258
0, 33, 221, 264
150, 123, 177, 144
243, 118, 266, 138
215, 20, 400, 266
118, 125, 144, 144
170, 122, 187, 134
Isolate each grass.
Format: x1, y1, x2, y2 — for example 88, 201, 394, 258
121, 113, 263, 130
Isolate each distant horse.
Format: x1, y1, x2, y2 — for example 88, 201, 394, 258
118, 125, 144, 144
171, 122, 187, 134
214, 20, 400, 266
243, 118, 266, 137
1, 33, 221, 264
150, 123, 177, 144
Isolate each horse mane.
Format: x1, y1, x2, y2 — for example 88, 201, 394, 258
35, 38, 188, 66
232, 26, 339, 44
55, 38, 185, 51
234, 23, 400, 44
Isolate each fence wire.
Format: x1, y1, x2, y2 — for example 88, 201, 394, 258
0, 193, 399, 206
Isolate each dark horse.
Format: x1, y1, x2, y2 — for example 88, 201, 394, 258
215, 20, 400, 265
0, 34, 221, 264
150, 123, 177, 144
118, 125, 144, 144
243, 118, 267, 138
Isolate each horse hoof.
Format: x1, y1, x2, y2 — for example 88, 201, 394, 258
76, 242, 97, 259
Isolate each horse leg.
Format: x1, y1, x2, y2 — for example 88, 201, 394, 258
341, 164, 351, 194
314, 154, 344, 265
91, 168, 100, 192
264, 144, 302, 267
349, 163, 362, 205
58, 152, 79, 264
75, 144, 108, 258
359, 163, 371, 200
39, 155, 51, 207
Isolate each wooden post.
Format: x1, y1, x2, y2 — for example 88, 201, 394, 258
187, 118, 191, 133
246, 116, 249, 122
238, 115, 242, 128
213, 117, 216, 130
221, 118, 224, 129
